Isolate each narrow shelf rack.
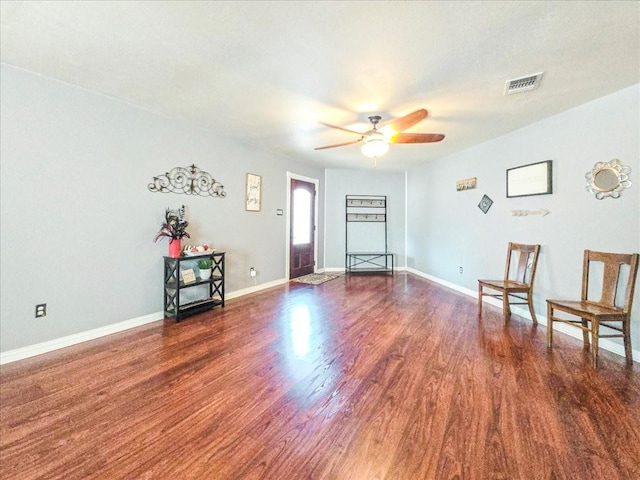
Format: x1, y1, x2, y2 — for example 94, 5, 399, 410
345, 195, 393, 275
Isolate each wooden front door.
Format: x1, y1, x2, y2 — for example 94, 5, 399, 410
289, 179, 316, 279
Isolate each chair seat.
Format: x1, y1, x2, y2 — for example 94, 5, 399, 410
546, 299, 626, 320
478, 279, 529, 292
546, 250, 639, 367
477, 243, 541, 325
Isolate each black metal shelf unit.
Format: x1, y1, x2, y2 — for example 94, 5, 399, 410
163, 251, 225, 321
345, 195, 393, 274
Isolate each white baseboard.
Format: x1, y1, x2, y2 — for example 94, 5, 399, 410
4, 270, 635, 365
322, 266, 408, 274
0, 311, 164, 365
1, 278, 290, 365
406, 267, 639, 363
226, 278, 289, 300
322, 267, 346, 273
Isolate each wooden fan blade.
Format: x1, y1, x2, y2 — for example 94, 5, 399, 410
314, 138, 363, 150
319, 122, 364, 136
390, 132, 445, 144
380, 109, 428, 135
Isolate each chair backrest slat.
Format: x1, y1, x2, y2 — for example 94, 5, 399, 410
582, 250, 640, 312
600, 262, 621, 307
504, 242, 540, 286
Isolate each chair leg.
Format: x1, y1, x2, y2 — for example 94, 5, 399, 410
591, 320, 599, 368
623, 320, 633, 365
546, 303, 553, 348
478, 283, 483, 316
527, 294, 537, 325
581, 318, 590, 349
503, 292, 511, 324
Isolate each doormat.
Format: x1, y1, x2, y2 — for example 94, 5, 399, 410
292, 273, 340, 285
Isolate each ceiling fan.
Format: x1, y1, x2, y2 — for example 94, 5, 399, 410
315, 108, 445, 159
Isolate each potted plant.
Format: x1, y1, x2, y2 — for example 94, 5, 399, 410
154, 205, 190, 258
197, 258, 213, 280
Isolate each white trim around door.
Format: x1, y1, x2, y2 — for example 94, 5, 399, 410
286, 172, 319, 280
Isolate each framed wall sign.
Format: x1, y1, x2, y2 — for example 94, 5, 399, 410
245, 173, 262, 211
506, 160, 553, 198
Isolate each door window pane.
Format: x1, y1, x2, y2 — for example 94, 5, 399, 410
293, 189, 311, 245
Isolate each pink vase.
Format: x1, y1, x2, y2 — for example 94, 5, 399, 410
168, 239, 182, 258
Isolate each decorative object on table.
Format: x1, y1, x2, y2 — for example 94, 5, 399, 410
478, 194, 493, 214
456, 177, 477, 191
512, 209, 550, 217
245, 173, 262, 211
148, 164, 226, 198
182, 244, 215, 256
292, 273, 340, 285
585, 159, 632, 199
197, 258, 213, 280
181, 268, 197, 285
153, 205, 190, 258
506, 160, 553, 198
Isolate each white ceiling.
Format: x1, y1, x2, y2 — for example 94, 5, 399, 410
1, 1, 639, 171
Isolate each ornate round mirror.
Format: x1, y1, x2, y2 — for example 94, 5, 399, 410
585, 159, 632, 199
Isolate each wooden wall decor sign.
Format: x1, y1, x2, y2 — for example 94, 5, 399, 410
456, 177, 477, 191
245, 173, 262, 211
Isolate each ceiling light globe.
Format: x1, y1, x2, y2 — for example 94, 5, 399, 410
361, 138, 389, 158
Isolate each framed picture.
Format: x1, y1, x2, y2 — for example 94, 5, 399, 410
245, 173, 262, 211
180, 268, 196, 285
506, 160, 553, 198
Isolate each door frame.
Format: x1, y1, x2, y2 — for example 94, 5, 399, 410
286, 172, 319, 280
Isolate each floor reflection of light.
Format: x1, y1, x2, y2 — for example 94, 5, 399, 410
290, 304, 311, 358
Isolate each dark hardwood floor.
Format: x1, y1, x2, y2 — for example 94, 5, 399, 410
1, 273, 639, 479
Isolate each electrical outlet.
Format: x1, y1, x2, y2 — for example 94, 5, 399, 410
250, 267, 256, 278
459, 267, 463, 274
35, 303, 47, 318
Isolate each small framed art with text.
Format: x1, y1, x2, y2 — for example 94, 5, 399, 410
245, 173, 262, 212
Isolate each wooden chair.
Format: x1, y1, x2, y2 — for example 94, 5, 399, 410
478, 243, 541, 324
546, 250, 639, 367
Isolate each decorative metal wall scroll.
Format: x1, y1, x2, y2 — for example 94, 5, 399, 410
148, 164, 226, 198
585, 159, 632, 200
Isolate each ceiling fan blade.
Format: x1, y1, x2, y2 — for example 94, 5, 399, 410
380, 109, 428, 135
319, 122, 364, 136
314, 138, 363, 150
390, 132, 445, 144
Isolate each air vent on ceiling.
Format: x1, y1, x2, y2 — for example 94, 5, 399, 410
505, 72, 544, 95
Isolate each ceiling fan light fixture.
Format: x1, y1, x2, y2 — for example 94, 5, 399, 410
361, 138, 389, 158
361, 133, 389, 158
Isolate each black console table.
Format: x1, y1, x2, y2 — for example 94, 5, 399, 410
163, 251, 225, 321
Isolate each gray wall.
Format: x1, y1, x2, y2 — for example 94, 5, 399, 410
407, 84, 640, 348
3, 62, 638, 356
324, 168, 406, 269
0, 64, 324, 352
